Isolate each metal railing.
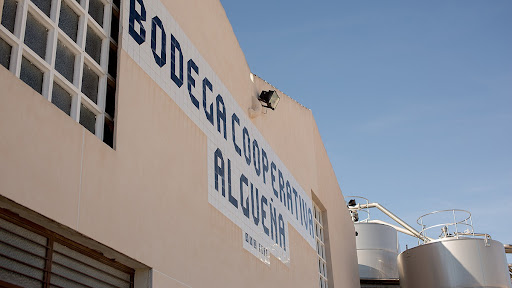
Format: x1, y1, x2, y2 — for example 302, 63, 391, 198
416, 209, 478, 243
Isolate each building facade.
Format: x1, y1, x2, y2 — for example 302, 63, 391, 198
0, 0, 360, 287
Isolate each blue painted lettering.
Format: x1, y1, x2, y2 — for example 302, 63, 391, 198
202, 77, 214, 125
278, 169, 286, 208
242, 127, 251, 166
129, 0, 146, 44
261, 195, 269, 236
216, 95, 226, 139
187, 59, 199, 108
150, 16, 166, 67
251, 183, 260, 226
228, 159, 238, 208
261, 148, 268, 184
252, 139, 261, 176
271, 162, 278, 198
214, 148, 225, 196
240, 174, 249, 218
170, 34, 183, 87
231, 113, 241, 156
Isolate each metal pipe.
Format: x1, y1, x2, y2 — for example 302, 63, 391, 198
368, 220, 420, 239
354, 203, 429, 242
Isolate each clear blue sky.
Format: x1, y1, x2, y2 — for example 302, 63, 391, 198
220, 0, 512, 259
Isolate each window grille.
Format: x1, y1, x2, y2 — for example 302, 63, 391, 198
0, 0, 120, 148
0, 208, 134, 288
314, 203, 328, 288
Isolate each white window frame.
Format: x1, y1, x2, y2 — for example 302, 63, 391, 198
314, 203, 328, 288
0, 0, 118, 143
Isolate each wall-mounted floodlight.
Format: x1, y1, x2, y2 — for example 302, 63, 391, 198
258, 90, 280, 110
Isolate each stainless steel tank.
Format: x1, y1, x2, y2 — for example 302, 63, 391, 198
355, 222, 399, 279
398, 237, 512, 288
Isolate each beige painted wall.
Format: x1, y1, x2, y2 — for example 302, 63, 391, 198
0, 67, 83, 229
0, 0, 360, 287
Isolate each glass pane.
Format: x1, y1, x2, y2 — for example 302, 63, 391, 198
1, 0, 17, 33
103, 116, 113, 148
85, 26, 102, 64
79, 103, 96, 133
108, 45, 117, 78
31, 0, 51, 17
0, 37, 12, 69
52, 83, 72, 115
105, 80, 115, 116
110, 10, 119, 43
55, 40, 75, 83
81, 64, 98, 103
59, 0, 79, 42
113, 0, 120, 9
24, 13, 48, 60
20, 57, 43, 94
88, 0, 104, 26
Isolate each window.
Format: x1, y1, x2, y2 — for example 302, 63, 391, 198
0, 208, 134, 288
0, 0, 120, 148
314, 203, 328, 288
